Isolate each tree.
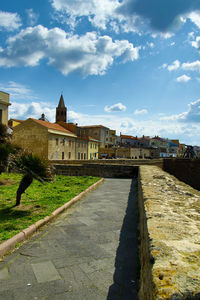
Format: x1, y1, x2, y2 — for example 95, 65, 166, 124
9, 152, 53, 206
9, 151, 53, 206
0, 124, 13, 174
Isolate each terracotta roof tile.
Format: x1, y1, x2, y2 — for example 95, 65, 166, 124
30, 119, 75, 135
80, 125, 109, 129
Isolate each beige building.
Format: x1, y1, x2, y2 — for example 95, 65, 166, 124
88, 137, 99, 160
0, 91, 10, 126
12, 118, 77, 160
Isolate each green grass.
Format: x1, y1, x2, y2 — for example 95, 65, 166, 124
0, 173, 100, 243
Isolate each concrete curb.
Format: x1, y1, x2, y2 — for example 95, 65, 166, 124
0, 178, 104, 259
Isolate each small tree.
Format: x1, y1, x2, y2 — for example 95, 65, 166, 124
9, 152, 53, 206
0, 124, 16, 174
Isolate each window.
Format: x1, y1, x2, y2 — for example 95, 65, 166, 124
56, 138, 58, 145
55, 151, 58, 159
81, 153, 83, 160
95, 144, 97, 149
62, 152, 64, 160
90, 153, 92, 159
69, 152, 71, 159
78, 152, 80, 160
84, 153, 86, 160
0, 109, 2, 123
90, 143, 92, 149
69, 140, 71, 147
62, 139, 65, 145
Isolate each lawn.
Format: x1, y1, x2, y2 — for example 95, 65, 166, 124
0, 173, 100, 243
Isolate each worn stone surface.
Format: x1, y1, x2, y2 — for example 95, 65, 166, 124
0, 178, 139, 299
139, 165, 200, 300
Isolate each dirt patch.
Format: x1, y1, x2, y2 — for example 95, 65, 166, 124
0, 179, 17, 186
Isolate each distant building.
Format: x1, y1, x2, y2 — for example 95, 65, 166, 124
0, 91, 11, 126
80, 125, 110, 148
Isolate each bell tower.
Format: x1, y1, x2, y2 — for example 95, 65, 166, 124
56, 94, 67, 123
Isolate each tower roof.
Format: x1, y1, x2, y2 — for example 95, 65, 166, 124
58, 94, 65, 108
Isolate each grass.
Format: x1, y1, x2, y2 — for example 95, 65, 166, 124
0, 172, 100, 243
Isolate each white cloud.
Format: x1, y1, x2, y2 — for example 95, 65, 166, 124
26, 8, 39, 26
168, 60, 180, 71
161, 99, 200, 123
188, 11, 200, 28
51, 0, 120, 30
0, 11, 21, 31
50, 0, 200, 35
9, 101, 56, 122
134, 109, 148, 115
191, 36, 200, 49
176, 74, 191, 82
182, 60, 200, 72
9, 100, 200, 144
104, 102, 126, 112
0, 25, 139, 76
0, 81, 38, 100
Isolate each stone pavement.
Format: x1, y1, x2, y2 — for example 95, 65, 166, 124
0, 178, 139, 300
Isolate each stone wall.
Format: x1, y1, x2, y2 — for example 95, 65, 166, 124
54, 163, 138, 178
138, 165, 200, 300
51, 158, 163, 167
163, 158, 200, 191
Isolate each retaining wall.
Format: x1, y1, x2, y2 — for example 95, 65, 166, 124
138, 165, 200, 299
54, 163, 138, 178
51, 158, 163, 167
163, 158, 200, 191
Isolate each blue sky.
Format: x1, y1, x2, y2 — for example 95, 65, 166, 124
1, 0, 200, 145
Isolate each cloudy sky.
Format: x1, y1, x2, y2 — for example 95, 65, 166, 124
1, 0, 200, 145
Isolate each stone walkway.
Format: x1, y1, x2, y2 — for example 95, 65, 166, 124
0, 178, 139, 300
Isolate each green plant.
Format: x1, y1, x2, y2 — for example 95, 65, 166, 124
9, 152, 53, 206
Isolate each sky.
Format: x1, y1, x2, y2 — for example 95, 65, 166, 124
1, 0, 200, 145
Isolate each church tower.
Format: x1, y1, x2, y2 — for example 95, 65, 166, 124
56, 94, 67, 123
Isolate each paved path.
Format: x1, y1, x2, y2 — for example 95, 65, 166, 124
0, 178, 139, 300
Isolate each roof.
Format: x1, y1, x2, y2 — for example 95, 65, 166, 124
30, 118, 76, 136
57, 94, 65, 108
10, 119, 24, 123
80, 125, 109, 129
88, 136, 100, 142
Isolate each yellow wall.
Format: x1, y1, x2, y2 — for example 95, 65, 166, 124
76, 139, 88, 160
88, 141, 99, 159
0, 91, 10, 126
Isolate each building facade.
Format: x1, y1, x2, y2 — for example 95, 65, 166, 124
12, 118, 77, 160
0, 91, 10, 126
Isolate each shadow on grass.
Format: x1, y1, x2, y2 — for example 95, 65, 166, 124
107, 178, 139, 300
0, 206, 31, 222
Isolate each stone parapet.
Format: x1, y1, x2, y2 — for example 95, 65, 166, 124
138, 165, 200, 299
51, 158, 163, 166
54, 163, 138, 178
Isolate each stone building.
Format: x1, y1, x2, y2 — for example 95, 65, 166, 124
12, 118, 76, 160
80, 125, 110, 148
0, 91, 10, 126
